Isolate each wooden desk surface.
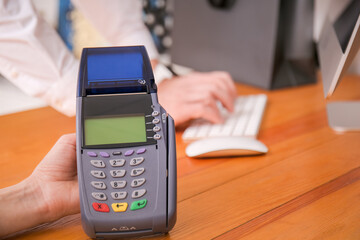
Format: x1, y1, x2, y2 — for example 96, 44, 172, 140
1, 76, 360, 239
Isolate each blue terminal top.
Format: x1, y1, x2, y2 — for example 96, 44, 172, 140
77, 46, 157, 97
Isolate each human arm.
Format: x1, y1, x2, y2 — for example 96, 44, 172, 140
0, 0, 79, 116
0, 134, 79, 237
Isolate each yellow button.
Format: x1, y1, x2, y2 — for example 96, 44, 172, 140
111, 202, 128, 212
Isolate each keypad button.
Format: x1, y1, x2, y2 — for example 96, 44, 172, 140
131, 178, 146, 187
110, 180, 127, 189
124, 150, 134, 156
152, 111, 159, 117
153, 126, 161, 132
111, 191, 127, 200
90, 160, 105, 168
112, 151, 122, 155
92, 202, 109, 212
130, 199, 147, 210
154, 134, 161, 140
136, 148, 146, 154
91, 181, 107, 190
112, 202, 128, 212
91, 170, 106, 179
132, 189, 147, 199
152, 118, 160, 124
87, 152, 97, 157
109, 159, 125, 167
100, 152, 110, 158
92, 192, 107, 201
130, 157, 144, 166
130, 168, 145, 177
110, 170, 126, 178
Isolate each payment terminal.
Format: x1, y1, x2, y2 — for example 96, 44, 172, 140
76, 46, 177, 238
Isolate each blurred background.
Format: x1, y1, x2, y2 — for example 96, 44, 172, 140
1, 0, 359, 115
0, 0, 174, 115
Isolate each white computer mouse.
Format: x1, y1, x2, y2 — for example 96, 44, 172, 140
185, 136, 268, 158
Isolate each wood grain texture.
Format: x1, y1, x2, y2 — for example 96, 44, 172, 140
1, 76, 360, 239
215, 167, 360, 240
153, 134, 360, 240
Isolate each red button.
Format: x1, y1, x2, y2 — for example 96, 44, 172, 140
92, 202, 110, 212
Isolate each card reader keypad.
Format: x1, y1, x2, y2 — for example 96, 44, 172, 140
87, 148, 149, 213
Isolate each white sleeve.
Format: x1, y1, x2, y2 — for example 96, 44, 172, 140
72, 0, 159, 60
0, 0, 78, 116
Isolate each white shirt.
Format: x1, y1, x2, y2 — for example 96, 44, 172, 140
0, 0, 159, 116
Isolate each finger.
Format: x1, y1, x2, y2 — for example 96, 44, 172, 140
38, 134, 77, 179
211, 71, 237, 98
194, 72, 236, 111
57, 133, 76, 148
191, 98, 224, 124
194, 83, 235, 113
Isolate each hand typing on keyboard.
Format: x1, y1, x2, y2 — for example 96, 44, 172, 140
183, 94, 267, 141
158, 71, 237, 126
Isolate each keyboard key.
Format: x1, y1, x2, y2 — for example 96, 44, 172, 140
233, 114, 249, 136
92, 202, 109, 212
130, 157, 144, 166
110, 170, 126, 178
92, 192, 107, 201
90, 160, 105, 168
234, 97, 246, 112
130, 199, 147, 210
130, 168, 145, 177
111, 191, 127, 200
132, 189, 146, 198
219, 116, 237, 136
131, 178, 146, 187
243, 95, 256, 112
182, 126, 198, 139
124, 150, 134, 156
110, 180, 126, 189
87, 152, 97, 157
208, 124, 223, 137
111, 202, 128, 212
99, 152, 110, 158
109, 159, 125, 167
136, 148, 146, 154
91, 181, 106, 190
91, 170, 106, 179
195, 124, 211, 138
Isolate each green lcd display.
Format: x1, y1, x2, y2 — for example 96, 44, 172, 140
84, 115, 146, 145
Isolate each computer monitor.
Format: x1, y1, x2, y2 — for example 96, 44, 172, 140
170, 0, 317, 90
317, 0, 360, 131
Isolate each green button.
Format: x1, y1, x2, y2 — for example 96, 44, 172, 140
130, 199, 147, 210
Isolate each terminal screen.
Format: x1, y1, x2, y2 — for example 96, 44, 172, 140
84, 115, 146, 146
87, 50, 144, 81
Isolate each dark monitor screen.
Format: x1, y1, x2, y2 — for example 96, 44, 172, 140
334, 0, 360, 53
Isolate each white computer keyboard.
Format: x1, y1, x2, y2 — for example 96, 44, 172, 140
182, 94, 267, 141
